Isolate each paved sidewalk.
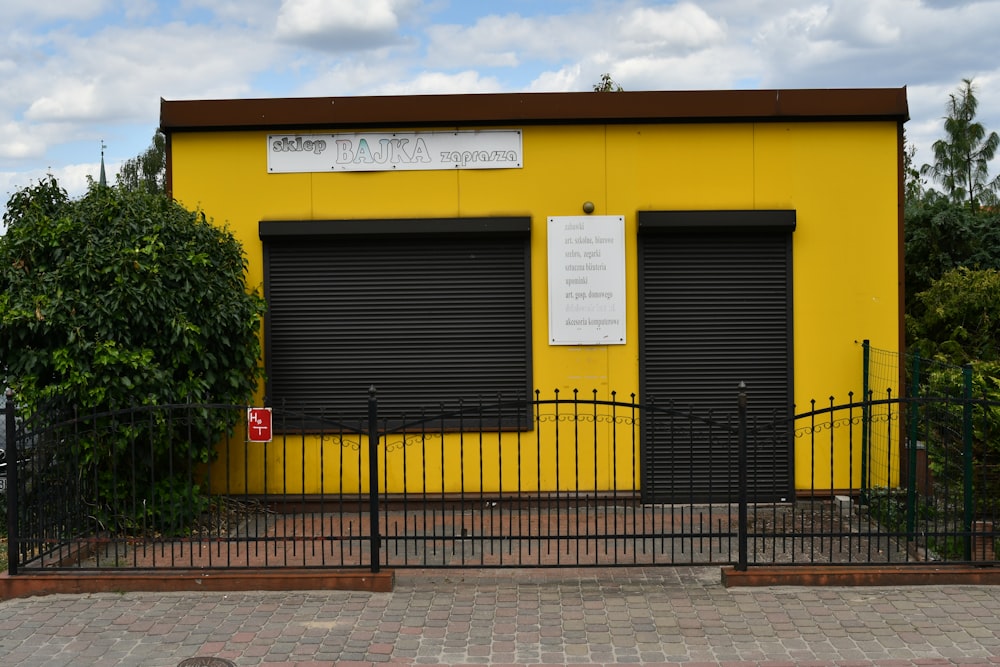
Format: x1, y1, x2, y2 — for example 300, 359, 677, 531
1, 567, 1000, 666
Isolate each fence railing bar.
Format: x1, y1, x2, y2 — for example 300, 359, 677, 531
4, 388, 999, 572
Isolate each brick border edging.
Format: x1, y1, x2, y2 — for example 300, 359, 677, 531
0, 569, 395, 600
722, 564, 1000, 587
6, 565, 999, 598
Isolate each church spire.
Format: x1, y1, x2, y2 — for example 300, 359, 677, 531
99, 140, 107, 187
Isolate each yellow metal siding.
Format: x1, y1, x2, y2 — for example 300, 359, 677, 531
171, 120, 901, 495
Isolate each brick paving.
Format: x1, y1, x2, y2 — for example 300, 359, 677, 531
1, 566, 1000, 666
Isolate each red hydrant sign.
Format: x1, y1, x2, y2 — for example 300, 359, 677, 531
247, 407, 272, 442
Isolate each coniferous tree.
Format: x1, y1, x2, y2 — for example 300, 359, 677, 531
921, 78, 1000, 210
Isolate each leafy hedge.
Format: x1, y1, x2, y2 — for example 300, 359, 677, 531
0, 177, 265, 532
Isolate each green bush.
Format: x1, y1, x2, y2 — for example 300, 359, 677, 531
907, 268, 1000, 510
0, 177, 265, 533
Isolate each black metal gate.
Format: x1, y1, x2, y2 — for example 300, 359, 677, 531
4, 387, 999, 575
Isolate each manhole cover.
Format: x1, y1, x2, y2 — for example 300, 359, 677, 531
177, 659, 237, 667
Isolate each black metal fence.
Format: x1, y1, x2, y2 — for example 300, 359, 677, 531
4, 386, 998, 575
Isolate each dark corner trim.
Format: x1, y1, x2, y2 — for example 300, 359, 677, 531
260, 217, 531, 239
637, 210, 797, 234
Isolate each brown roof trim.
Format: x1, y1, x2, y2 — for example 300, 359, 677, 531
160, 88, 908, 132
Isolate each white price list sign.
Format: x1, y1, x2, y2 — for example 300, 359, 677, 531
547, 215, 626, 345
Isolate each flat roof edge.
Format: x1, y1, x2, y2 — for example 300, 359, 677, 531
160, 88, 909, 132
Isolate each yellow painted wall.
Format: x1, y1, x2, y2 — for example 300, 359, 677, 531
170, 119, 901, 496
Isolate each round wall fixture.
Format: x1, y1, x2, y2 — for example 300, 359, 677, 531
582, 201, 595, 214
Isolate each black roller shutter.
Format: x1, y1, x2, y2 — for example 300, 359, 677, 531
261, 218, 531, 423
638, 211, 794, 503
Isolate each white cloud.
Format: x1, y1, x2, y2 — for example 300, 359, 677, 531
0, 0, 109, 24
26, 81, 107, 123
0, 19, 282, 171
751, 0, 1000, 89
616, 3, 727, 56
425, 19, 524, 68
617, 48, 761, 91
814, 0, 903, 46
2, 0, 1000, 207
0, 121, 42, 161
121, 0, 158, 22
377, 70, 504, 95
422, 2, 749, 92
182, 0, 278, 27
290, 51, 419, 98
0, 7, 506, 196
275, 0, 412, 51
425, 13, 579, 68
529, 64, 584, 93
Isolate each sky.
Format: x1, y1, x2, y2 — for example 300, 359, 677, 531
2, 0, 999, 210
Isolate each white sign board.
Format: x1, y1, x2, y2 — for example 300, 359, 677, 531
547, 216, 626, 345
268, 130, 523, 173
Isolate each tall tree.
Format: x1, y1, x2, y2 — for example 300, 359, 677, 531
921, 78, 1000, 210
903, 130, 926, 210
116, 130, 166, 194
593, 73, 624, 92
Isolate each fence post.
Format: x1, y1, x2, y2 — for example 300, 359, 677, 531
367, 385, 382, 574
4, 389, 17, 576
905, 352, 922, 539
736, 382, 748, 572
861, 340, 870, 504
962, 365, 974, 561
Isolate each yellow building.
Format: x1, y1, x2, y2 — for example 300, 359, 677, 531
161, 88, 908, 502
